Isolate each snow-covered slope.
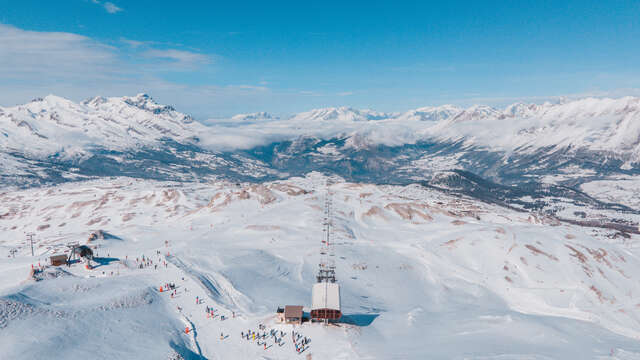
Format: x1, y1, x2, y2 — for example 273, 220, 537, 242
1, 174, 640, 359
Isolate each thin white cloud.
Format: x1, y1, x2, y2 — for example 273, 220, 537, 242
91, 0, 123, 14
0, 24, 212, 79
103, 2, 123, 13
229, 85, 268, 92
299, 90, 321, 96
120, 38, 149, 48
0, 24, 227, 108
0, 23, 117, 80
142, 49, 212, 68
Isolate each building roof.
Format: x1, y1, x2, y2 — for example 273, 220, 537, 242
311, 282, 340, 311
284, 305, 303, 319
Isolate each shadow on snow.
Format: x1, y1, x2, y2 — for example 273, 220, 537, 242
169, 340, 208, 360
339, 313, 379, 327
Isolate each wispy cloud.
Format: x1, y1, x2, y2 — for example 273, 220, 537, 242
142, 49, 211, 68
0, 23, 117, 80
299, 90, 321, 96
228, 85, 269, 92
103, 2, 122, 13
90, 0, 122, 14
0, 24, 212, 80
0, 24, 274, 117
120, 38, 150, 48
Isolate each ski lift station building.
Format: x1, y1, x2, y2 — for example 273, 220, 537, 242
311, 282, 341, 321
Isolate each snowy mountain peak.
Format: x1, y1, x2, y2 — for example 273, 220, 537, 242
451, 104, 499, 122
503, 102, 539, 117
0, 93, 203, 157
291, 106, 391, 122
121, 93, 177, 115
399, 104, 462, 122
230, 111, 278, 122
82, 95, 108, 107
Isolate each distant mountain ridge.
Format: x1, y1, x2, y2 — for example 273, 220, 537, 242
3, 94, 640, 159
1, 94, 639, 195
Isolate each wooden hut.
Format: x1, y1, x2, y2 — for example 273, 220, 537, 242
284, 305, 303, 325
50, 254, 68, 266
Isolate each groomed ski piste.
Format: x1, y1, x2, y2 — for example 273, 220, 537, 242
1, 173, 640, 359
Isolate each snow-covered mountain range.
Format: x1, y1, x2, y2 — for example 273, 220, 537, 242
1, 94, 639, 227
3, 94, 640, 162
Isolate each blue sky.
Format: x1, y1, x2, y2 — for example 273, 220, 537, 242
0, 0, 639, 118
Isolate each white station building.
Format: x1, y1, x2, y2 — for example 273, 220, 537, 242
311, 282, 341, 321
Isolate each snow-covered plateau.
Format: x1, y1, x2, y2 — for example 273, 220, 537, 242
1, 174, 640, 359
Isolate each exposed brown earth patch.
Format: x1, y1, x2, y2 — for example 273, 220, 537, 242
363, 206, 387, 220
384, 203, 432, 222
525, 244, 559, 261
565, 244, 587, 264
270, 183, 308, 196
590, 285, 616, 304
441, 237, 462, 249
582, 247, 612, 268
